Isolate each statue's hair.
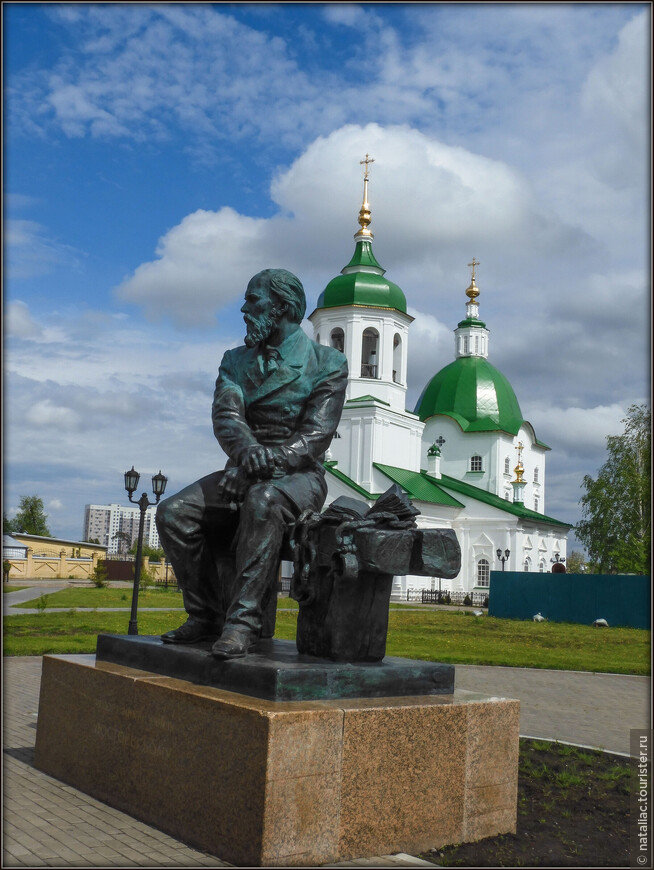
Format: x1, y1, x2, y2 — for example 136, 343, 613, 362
255, 268, 306, 324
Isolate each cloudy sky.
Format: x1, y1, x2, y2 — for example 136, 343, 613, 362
4, 2, 650, 550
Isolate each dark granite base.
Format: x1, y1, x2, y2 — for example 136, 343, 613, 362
95, 634, 454, 702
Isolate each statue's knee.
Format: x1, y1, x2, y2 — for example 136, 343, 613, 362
243, 483, 279, 521
156, 496, 176, 532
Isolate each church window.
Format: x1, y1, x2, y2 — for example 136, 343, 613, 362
534, 497, 539, 512
534, 466, 540, 483
316, 333, 321, 344
477, 559, 490, 587
470, 455, 482, 472
523, 557, 531, 572
474, 335, 479, 354
463, 336, 469, 354
539, 559, 546, 573
330, 328, 344, 352
361, 328, 379, 378
504, 457, 510, 474
505, 490, 511, 500
393, 333, 402, 383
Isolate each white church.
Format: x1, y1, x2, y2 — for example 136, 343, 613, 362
309, 161, 571, 599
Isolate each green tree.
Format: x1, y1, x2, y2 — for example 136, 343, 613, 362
576, 404, 650, 574
3, 513, 16, 534
112, 531, 132, 555
9, 496, 52, 537
129, 542, 165, 562
565, 550, 586, 574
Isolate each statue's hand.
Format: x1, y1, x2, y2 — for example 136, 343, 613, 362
217, 467, 249, 502
239, 445, 277, 478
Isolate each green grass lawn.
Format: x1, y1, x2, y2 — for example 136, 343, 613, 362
5, 604, 648, 674
3, 586, 27, 593
11, 587, 303, 610
12, 585, 187, 609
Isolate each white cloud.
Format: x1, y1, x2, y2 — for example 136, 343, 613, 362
523, 402, 633, 458
6, 301, 44, 340
322, 5, 368, 28
580, 11, 650, 187
118, 123, 585, 326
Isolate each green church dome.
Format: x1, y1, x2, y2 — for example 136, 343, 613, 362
316, 266, 407, 314
315, 161, 407, 315
415, 356, 524, 434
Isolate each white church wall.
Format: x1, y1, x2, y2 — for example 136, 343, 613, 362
422, 417, 495, 490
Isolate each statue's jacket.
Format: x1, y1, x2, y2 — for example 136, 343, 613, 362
212, 327, 348, 509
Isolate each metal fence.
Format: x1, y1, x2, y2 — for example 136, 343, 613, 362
400, 588, 489, 607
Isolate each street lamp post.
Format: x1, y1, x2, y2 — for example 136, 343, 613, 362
496, 548, 510, 571
551, 552, 565, 565
124, 467, 168, 635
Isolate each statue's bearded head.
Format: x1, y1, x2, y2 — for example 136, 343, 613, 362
242, 269, 306, 348
243, 306, 279, 348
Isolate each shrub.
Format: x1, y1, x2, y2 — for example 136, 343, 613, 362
90, 562, 108, 588
463, 594, 472, 606
139, 564, 156, 591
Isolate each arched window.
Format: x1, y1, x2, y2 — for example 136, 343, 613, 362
534, 497, 539, 512
316, 333, 321, 345
463, 336, 469, 355
393, 333, 402, 383
330, 328, 344, 352
534, 467, 540, 483
539, 559, 546, 573
504, 457, 510, 474
470, 455, 482, 472
524, 557, 531, 572
477, 559, 490, 587
361, 328, 379, 378
505, 491, 511, 500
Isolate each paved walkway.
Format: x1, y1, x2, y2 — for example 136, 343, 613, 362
455, 665, 649, 755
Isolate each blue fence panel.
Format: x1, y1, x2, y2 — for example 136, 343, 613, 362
488, 571, 650, 629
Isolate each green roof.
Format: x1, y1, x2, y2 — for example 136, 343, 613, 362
316, 239, 407, 314
415, 356, 524, 434
373, 464, 464, 507
324, 464, 378, 500
457, 317, 487, 329
325, 462, 571, 529
435, 472, 572, 528
346, 394, 390, 406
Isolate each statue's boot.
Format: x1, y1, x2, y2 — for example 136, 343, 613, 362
161, 617, 222, 644
211, 624, 258, 659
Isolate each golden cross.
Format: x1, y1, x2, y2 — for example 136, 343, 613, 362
360, 153, 375, 180
468, 257, 480, 281
516, 441, 524, 459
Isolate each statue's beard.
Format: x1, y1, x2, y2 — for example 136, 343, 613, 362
244, 311, 278, 347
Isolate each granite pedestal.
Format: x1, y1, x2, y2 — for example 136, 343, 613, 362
35, 653, 520, 867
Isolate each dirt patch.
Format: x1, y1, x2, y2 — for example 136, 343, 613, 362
420, 738, 632, 867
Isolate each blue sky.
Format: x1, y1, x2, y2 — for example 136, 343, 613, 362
3, 2, 650, 549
